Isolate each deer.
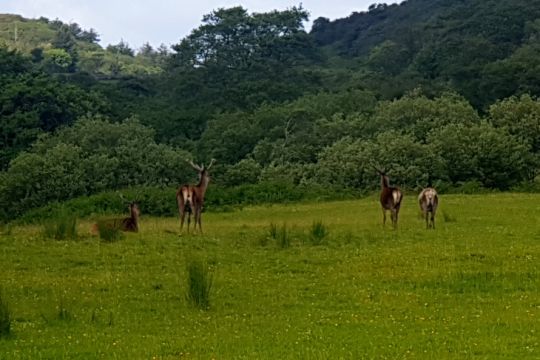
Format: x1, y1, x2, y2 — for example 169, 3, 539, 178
418, 185, 438, 229
176, 158, 215, 234
374, 166, 403, 229
91, 200, 141, 235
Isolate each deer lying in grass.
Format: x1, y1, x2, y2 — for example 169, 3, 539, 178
176, 159, 215, 234
418, 187, 438, 229
374, 167, 403, 229
91, 201, 141, 235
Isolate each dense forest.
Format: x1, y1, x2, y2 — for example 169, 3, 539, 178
0, 0, 539, 221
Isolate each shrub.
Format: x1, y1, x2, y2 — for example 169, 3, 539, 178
185, 258, 213, 310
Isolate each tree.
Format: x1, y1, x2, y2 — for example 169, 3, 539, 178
107, 40, 135, 57
79, 28, 100, 43
0, 71, 108, 169
0, 117, 193, 219
52, 24, 78, 72
168, 6, 321, 110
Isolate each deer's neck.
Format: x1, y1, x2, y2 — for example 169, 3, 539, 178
381, 175, 390, 188
197, 175, 210, 197
131, 210, 139, 226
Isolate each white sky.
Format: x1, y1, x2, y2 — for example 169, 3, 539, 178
1, 0, 393, 50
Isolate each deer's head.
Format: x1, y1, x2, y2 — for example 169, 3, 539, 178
186, 158, 216, 183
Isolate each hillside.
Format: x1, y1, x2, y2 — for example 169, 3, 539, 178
0, 3, 539, 221
0, 13, 163, 76
311, 0, 540, 106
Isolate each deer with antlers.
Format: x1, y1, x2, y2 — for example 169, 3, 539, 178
374, 167, 403, 229
418, 185, 438, 229
176, 159, 215, 234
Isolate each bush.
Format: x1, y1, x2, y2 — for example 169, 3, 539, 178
0, 116, 192, 221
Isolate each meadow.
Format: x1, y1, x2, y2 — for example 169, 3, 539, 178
0, 193, 539, 359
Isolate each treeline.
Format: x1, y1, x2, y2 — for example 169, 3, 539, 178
1, 91, 538, 220
0, 3, 539, 221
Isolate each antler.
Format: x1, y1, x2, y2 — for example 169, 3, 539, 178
185, 158, 203, 172
206, 158, 216, 170
371, 163, 385, 175
117, 192, 131, 205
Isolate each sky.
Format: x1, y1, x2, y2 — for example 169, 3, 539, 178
1, 0, 389, 50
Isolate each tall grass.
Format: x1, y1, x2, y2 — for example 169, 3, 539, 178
185, 258, 214, 310
0, 287, 11, 338
95, 220, 124, 242
309, 220, 328, 245
57, 298, 72, 321
277, 223, 291, 248
42, 214, 77, 240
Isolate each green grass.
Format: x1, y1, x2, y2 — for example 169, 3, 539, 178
0, 287, 11, 338
42, 214, 77, 240
185, 258, 214, 310
0, 193, 539, 358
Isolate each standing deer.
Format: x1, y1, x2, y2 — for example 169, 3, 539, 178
418, 186, 438, 229
375, 167, 403, 229
176, 159, 215, 234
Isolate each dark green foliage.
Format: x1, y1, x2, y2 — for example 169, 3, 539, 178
0, 117, 192, 220
107, 40, 134, 57
312, 0, 540, 108
0, 287, 10, 337
0, 56, 108, 169
1, 3, 540, 221
185, 258, 213, 310
168, 6, 321, 111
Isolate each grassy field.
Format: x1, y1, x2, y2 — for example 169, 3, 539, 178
0, 193, 539, 359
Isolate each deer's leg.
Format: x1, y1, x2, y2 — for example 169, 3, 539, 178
391, 208, 398, 229
431, 212, 435, 229
382, 208, 387, 226
180, 208, 186, 231
187, 210, 192, 234
177, 194, 186, 231
197, 207, 203, 234
425, 211, 429, 229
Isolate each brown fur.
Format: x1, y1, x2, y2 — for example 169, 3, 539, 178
91, 202, 140, 235
177, 159, 215, 234
377, 171, 403, 229
418, 187, 438, 229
